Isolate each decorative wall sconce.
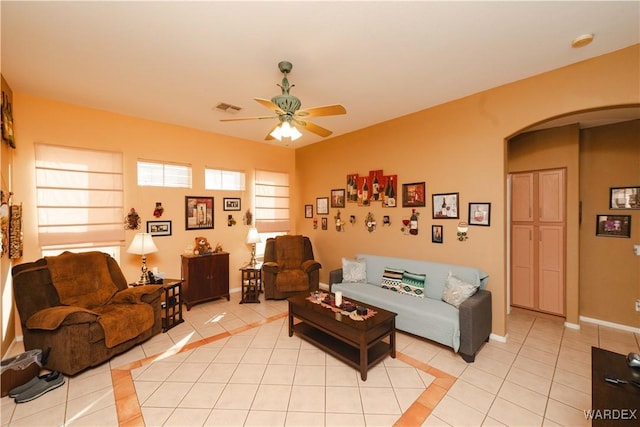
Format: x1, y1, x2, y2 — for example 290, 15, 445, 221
365, 212, 376, 233
313, 218, 318, 229
457, 221, 469, 241
227, 215, 236, 226
125, 208, 141, 230
350, 215, 356, 225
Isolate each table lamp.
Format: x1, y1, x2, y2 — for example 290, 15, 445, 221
246, 227, 261, 266
127, 232, 159, 285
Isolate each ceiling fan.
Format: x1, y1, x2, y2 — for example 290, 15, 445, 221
220, 61, 346, 141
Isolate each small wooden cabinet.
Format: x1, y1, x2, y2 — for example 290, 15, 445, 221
181, 252, 230, 310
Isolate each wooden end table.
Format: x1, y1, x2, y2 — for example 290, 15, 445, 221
288, 294, 396, 381
160, 279, 184, 332
240, 263, 262, 304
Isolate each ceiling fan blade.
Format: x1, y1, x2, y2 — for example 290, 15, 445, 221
294, 119, 333, 137
264, 122, 280, 140
295, 104, 346, 118
220, 115, 277, 122
254, 98, 284, 115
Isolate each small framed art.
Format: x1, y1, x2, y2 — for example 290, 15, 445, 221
316, 197, 329, 215
185, 196, 214, 230
321, 217, 328, 230
596, 214, 631, 238
331, 189, 346, 208
469, 202, 491, 226
223, 197, 241, 211
305, 204, 313, 218
432, 193, 459, 219
147, 220, 172, 237
432, 225, 443, 243
402, 182, 426, 207
610, 187, 640, 209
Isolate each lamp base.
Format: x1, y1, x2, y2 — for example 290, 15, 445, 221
136, 255, 151, 285
249, 244, 257, 267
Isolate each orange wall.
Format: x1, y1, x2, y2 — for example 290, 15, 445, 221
296, 45, 640, 338
580, 120, 640, 327
11, 94, 296, 289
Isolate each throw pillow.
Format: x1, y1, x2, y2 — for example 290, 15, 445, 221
380, 267, 404, 292
342, 257, 367, 283
442, 271, 479, 308
399, 270, 426, 298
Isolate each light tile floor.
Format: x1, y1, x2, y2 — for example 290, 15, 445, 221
2, 293, 639, 426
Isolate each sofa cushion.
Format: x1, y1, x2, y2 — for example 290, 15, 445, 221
46, 251, 118, 308
342, 257, 367, 283
400, 271, 426, 298
356, 254, 487, 300
380, 267, 403, 291
332, 281, 461, 351
442, 272, 479, 308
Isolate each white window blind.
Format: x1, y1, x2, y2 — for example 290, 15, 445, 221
35, 144, 125, 247
205, 168, 245, 191
137, 160, 191, 188
255, 169, 290, 233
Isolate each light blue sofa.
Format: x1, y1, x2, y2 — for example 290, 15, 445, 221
329, 254, 491, 362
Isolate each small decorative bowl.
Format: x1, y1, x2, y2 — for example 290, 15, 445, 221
356, 306, 368, 316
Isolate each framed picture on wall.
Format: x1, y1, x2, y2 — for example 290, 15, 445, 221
147, 220, 172, 236
305, 204, 313, 218
402, 182, 426, 207
331, 189, 346, 208
432, 192, 459, 219
610, 187, 640, 209
468, 202, 491, 226
596, 214, 631, 238
185, 196, 214, 230
223, 197, 241, 211
316, 197, 329, 215
432, 225, 443, 243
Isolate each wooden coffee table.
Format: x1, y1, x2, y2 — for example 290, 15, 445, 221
288, 294, 396, 381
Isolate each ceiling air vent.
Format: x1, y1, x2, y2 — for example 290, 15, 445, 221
215, 102, 242, 113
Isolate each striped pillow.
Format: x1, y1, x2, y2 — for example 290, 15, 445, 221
380, 267, 404, 292
400, 270, 426, 298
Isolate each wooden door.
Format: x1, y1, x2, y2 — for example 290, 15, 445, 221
510, 168, 566, 316
511, 224, 535, 309
538, 225, 565, 315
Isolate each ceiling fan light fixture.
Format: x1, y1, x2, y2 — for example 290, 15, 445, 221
270, 121, 302, 141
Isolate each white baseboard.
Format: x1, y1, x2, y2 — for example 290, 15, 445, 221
490, 333, 508, 343
564, 321, 580, 330
580, 315, 640, 334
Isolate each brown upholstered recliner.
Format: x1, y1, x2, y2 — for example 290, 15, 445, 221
262, 235, 321, 300
12, 251, 163, 376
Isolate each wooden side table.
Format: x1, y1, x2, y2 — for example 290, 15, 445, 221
240, 263, 262, 304
161, 279, 184, 332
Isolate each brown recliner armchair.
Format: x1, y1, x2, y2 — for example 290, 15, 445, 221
262, 235, 321, 300
12, 251, 163, 376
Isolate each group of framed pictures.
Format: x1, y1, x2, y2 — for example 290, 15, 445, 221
145, 195, 243, 235
596, 186, 638, 238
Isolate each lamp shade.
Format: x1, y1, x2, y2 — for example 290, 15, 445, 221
127, 233, 159, 255
246, 227, 261, 244
270, 121, 302, 141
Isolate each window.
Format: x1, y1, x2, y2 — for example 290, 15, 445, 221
255, 169, 290, 233
42, 245, 121, 262
205, 168, 245, 191
35, 144, 125, 248
137, 160, 191, 188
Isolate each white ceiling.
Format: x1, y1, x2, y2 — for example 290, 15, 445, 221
2, 1, 639, 148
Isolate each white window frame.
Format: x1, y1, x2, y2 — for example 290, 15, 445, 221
205, 167, 246, 191
137, 160, 192, 188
